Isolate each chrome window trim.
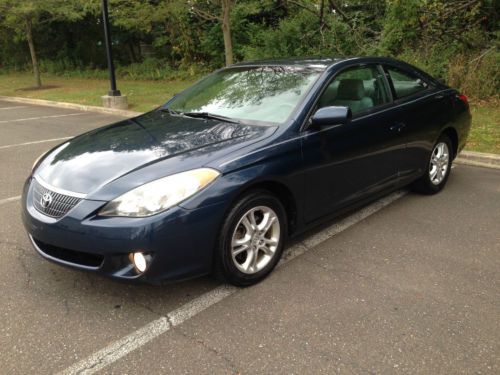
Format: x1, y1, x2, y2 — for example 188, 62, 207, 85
34, 176, 87, 198
352, 88, 453, 122
218, 88, 453, 168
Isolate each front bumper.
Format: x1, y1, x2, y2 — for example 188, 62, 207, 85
21, 178, 227, 283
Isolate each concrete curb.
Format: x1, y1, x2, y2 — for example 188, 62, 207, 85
0, 96, 143, 118
455, 151, 500, 169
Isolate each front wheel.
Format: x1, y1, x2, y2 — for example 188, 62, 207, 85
412, 134, 453, 194
214, 190, 286, 286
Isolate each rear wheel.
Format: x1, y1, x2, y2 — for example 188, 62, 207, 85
214, 190, 286, 286
412, 134, 453, 194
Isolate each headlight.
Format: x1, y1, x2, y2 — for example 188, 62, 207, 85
99, 168, 220, 217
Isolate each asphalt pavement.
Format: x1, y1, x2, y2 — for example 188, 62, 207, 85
0, 99, 498, 374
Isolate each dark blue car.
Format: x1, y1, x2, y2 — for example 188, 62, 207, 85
22, 57, 471, 286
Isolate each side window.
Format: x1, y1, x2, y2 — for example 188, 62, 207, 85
386, 67, 428, 99
317, 65, 390, 115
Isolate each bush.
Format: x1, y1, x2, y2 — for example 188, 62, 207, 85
395, 47, 499, 100
116, 58, 173, 80
10, 57, 208, 82
116, 58, 209, 80
38, 58, 108, 79
447, 50, 499, 100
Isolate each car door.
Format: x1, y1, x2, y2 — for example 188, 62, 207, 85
300, 64, 405, 223
382, 64, 451, 183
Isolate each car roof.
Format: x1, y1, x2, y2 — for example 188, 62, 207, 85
229, 56, 440, 84
230, 56, 406, 71
231, 57, 342, 69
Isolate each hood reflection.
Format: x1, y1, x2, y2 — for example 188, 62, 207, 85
36, 111, 272, 194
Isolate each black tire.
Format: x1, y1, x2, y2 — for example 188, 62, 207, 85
412, 134, 453, 194
214, 190, 287, 287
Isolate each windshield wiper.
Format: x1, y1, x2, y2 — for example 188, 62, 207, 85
182, 112, 241, 124
159, 108, 182, 116
159, 108, 241, 124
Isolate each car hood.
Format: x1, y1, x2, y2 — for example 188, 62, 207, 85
35, 111, 275, 195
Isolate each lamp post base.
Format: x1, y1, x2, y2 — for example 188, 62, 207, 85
101, 95, 128, 110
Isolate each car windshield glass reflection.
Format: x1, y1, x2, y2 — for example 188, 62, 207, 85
167, 66, 322, 125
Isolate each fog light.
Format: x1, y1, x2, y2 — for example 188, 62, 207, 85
132, 252, 147, 273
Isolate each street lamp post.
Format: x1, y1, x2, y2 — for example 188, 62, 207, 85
102, 0, 119, 96
100, 0, 128, 109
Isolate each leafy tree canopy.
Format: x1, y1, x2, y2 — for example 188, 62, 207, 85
0, 0, 498, 97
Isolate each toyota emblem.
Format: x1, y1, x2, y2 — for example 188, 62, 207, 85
40, 192, 53, 208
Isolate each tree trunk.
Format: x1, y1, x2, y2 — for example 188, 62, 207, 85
221, 0, 233, 66
319, 0, 325, 29
127, 41, 137, 63
26, 18, 42, 88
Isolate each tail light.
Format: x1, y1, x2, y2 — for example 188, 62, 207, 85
458, 94, 468, 106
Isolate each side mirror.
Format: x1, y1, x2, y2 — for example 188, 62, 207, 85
310, 106, 352, 128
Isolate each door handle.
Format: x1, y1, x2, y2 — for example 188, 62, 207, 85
390, 122, 406, 133
435, 94, 444, 99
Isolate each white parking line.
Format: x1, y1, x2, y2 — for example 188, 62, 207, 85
0, 106, 28, 110
58, 190, 407, 375
58, 286, 236, 375
0, 195, 21, 206
0, 137, 72, 150
0, 112, 85, 124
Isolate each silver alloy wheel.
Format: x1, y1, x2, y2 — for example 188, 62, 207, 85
429, 142, 450, 185
231, 206, 281, 274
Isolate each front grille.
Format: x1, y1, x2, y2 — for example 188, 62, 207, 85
32, 179, 82, 218
33, 238, 104, 268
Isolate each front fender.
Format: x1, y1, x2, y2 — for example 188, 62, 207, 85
179, 135, 305, 225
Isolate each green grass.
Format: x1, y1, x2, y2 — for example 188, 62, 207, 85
0, 72, 195, 112
0, 72, 498, 154
465, 100, 500, 154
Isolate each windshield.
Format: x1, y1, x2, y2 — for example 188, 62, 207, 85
166, 66, 322, 125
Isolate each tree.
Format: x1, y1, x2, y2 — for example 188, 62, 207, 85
189, 0, 235, 66
106, 0, 184, 63
0, 0, 86, 87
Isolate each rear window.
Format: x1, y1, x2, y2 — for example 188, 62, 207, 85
387, 67, 429, 99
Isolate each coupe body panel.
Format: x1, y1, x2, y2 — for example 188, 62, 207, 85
22, 56, 471, 283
